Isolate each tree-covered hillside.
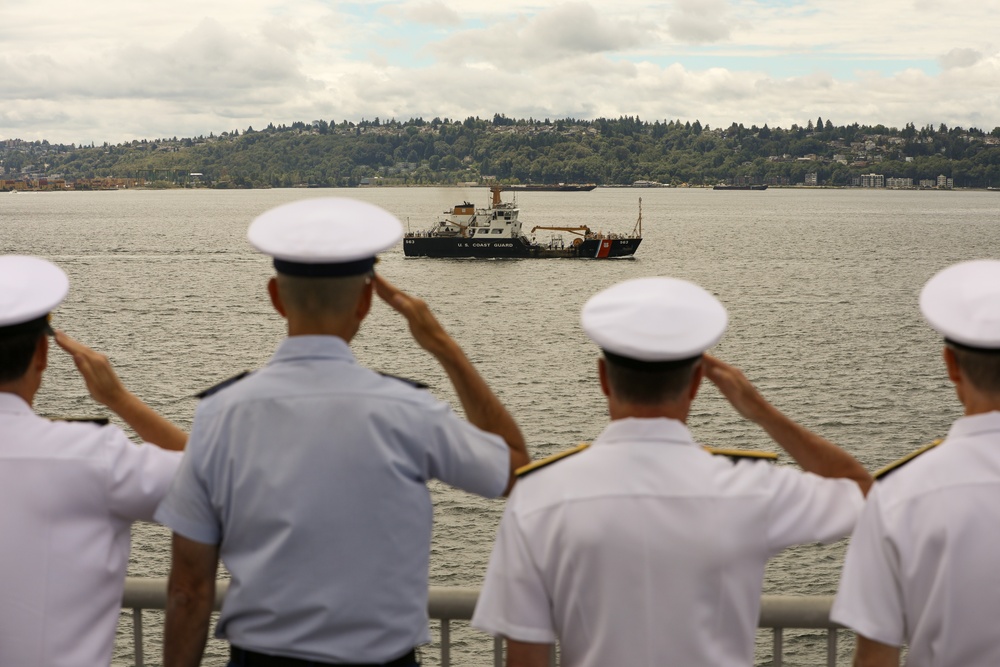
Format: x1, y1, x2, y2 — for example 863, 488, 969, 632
4, 116, 1000, 188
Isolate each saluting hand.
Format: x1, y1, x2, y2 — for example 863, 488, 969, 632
703, 354, 774, 424
54, 331, 130, 409
374, 274, 456, 359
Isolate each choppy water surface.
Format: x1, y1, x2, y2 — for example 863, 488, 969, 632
2, 187, 999, 665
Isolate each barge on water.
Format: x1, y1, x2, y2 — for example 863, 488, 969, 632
403, 186, 642, 259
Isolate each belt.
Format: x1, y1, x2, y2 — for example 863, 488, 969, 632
230, 645, 418, 667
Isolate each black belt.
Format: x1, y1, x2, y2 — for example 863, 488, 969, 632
230, 645, 417, 667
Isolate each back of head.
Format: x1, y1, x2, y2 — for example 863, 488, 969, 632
921, 259, 1000, 396
0, 256, 68, 384
274, 273, 370, 320
581, 276, 728, 406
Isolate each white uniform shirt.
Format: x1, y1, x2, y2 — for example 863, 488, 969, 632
156, 336, 510, 664
0, 393, 182, 667
472, 418, 863, 667
832, 411, 1000, 667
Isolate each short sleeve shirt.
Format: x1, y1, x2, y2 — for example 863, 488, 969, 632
0, 392, 182, 667
472, 417, 863, 667
832, 411, 1000, 667
155, 336, 510, 664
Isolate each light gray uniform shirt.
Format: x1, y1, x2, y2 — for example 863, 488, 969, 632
156, 335, 509, 664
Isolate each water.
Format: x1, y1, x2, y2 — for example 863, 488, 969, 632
2, 187, 999, 665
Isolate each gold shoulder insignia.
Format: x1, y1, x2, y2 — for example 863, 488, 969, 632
704, 446, 778, 462
516, 443, 590, 478
874, 439, 943, 480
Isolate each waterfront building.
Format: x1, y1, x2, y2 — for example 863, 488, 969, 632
860, 173, 885, 188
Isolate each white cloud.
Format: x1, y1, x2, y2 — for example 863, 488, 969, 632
398, 1, 463, 27
667, 0, 733, 44
940, 47, 982, 70
4, 0, 1000, 143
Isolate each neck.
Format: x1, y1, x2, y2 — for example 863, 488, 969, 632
0, 381, 36, 406
608, 400, 689, 423
286, 318, 358, 342
962, 395, 1000, 417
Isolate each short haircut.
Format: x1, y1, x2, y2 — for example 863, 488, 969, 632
0, 320, 47, 383
602, 351, 701, 405
275, 273, 370, 318
948, 342, 1000, 395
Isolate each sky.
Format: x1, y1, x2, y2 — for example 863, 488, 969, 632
2, 0, 999, 144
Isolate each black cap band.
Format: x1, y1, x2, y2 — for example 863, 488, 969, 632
0, 315, 49, 339
945, 338, 1000, 355
603, 350, 702, 372
273, 257, 375, 277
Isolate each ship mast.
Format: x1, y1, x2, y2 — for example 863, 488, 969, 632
632, 197, 643, 237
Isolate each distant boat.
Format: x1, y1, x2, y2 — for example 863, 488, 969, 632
505, 183, 597, 192
713, 184, 768, 191
403, 186, 642, 259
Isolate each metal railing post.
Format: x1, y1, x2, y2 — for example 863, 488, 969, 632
493, 636, 503, 667
132, 608, 144, 667
440, 619, 450, 667
773, 628, 783, 667
828, 628, 838, 667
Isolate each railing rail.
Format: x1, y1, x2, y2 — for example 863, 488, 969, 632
122, 578, 844, 666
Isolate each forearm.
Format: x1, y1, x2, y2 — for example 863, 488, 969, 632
753, 402, 872, 494
853, 634, 901, 667
106, 391, 187, 451
163, 578, 214, 667
506, 639, 553, 667
434, 339, 530, 481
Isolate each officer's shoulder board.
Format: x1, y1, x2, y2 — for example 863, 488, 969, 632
195, 371, 252, 399
874, 439, 943, 480
516, 443, 590, 478
378, 372, 429, 390
703, 446, 779, 462
50, 416, 110, 426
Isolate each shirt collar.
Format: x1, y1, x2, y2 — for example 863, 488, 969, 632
269, 335, 356, 366
0, 392, 33, 415
947, 410, 1000, 441
592, 417, 697, 448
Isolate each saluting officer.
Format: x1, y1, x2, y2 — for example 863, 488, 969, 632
157, 198, 529, 667
832, 260, 1000, 667
472, 276, 872, 667
0, 255, 186, 667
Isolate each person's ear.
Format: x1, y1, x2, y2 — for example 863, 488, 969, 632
267, 277, 287, 318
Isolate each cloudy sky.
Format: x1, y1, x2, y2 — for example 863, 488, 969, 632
2, 0, 999, 144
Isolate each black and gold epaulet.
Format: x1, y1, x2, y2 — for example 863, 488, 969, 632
874, 439, 943, 480
704, 446, 778, 462
378, 372, 430, 390
51, 416, 110, 426
195, 371, 252, 399
516, 443, 590, 478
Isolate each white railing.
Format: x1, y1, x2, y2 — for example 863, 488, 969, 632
122, 578, 844, 666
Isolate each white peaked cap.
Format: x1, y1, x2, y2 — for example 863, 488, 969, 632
581, 277, 728, 361
248, 198, 403, 275
920, 259, 1000, 349
0, 256, 69, 327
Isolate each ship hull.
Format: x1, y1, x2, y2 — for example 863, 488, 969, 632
403, 236, 641, 258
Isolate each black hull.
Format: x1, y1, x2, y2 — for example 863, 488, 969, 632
713, 184, 768, 190
403, 236, 641, 258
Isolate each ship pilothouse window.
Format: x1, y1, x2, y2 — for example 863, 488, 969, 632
491, 229, 504, 234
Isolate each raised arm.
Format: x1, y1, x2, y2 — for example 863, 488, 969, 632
55, 331, 187, 451
374, 275, 529, 494
703, 354, 872, 495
